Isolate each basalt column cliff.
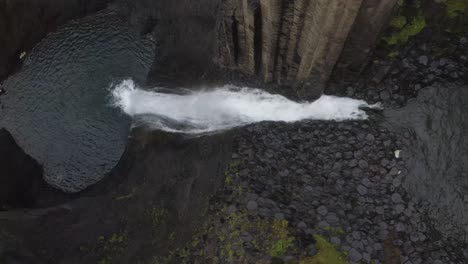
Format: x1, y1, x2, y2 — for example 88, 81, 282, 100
217, 0, 398, 99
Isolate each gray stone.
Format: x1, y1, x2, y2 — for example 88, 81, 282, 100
380, 91, 390, 100
419, 55, 429, 65
378, 230, 389, 240
389, 167, 399, 176
395, 204, 405, 214
395, 222, 406, 232
330, 236, 341, 246
227, 205, 237, 214
318, 221, 330, 229
358, 160, 369, 169
317, 206, 328, 216
306, 244, 317, 256
352, 240, 364, 250
349, 248, 363, 262
241, 231, 253, 242
376, 206, 385, 215
366, 134, 375, 142
410, 232, 420, 242
418, 233, 426, 242
361, 178, 371, 187
326, 213, 339, 224
279, 169, 290, 177
352, 168, 362, 177
297, 221, 307, 229
363, 252, 371, 262
357, 185, 368, 196
392, 177, 402, 187
352, 231, 361, 240
403, 241, 414, 254
391, 193, 402, 203
275, 213, 285, 220
346, 86, 355, 96
373, 243, 383, 251
440, 58, 448, 66
379, 222, 388, 230
247, 200, 258, 211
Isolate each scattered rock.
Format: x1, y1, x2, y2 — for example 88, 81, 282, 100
357, 185, 368, 196
247, 200, 258, 211
418, 56, 429, 66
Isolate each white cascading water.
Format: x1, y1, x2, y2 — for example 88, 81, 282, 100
111, 79, 381, 133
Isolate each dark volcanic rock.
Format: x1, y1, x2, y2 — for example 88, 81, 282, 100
385, 84, 468, 241
164, 120, 465, 263
0, 128, 233, 263
0, 129, 42, 209
0, 129, 71, 210
125, 0, 223, 87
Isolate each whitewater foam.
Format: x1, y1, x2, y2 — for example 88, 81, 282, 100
111, 79, 381, 133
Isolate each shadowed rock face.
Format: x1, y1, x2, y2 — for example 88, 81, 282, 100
331, 0, 399, 85
0, 128, 233, 264
0, 0, 111, 81
125, 0, 397, 98
137, 0, 224, 87
0, 129, 75, 210
218, 0, 398, 99
0, 129, 42, 209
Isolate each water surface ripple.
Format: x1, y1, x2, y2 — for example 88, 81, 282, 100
0, 11, 156, 192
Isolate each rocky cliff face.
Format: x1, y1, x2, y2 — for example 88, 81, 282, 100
125, 0, 224, 87
0, 0, 111, 82
218, 0, 398, 99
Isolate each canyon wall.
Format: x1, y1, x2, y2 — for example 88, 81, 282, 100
0, 0, 398, 98
0, 0, 111, 82
218, 0, 398, 99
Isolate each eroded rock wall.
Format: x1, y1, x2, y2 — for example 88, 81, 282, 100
219, 0, 398, 99
136, 0, 224, 87
331, 0, 399, 85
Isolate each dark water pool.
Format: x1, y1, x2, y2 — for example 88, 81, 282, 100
0, 11, 155, 192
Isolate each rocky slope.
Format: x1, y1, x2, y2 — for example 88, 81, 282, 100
163, 119, 465, 264
0, 129, 233, 264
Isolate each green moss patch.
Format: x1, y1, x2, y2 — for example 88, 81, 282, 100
390, 15, 408, 29
445, 0, 468, 18
267, 220, 296, 257
299, 235, 348, 264
97, 232, 128, 264
383, 15, 426, 45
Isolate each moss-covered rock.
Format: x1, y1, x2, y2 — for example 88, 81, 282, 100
299, 235, 348, 264
383, 14, 426, 45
